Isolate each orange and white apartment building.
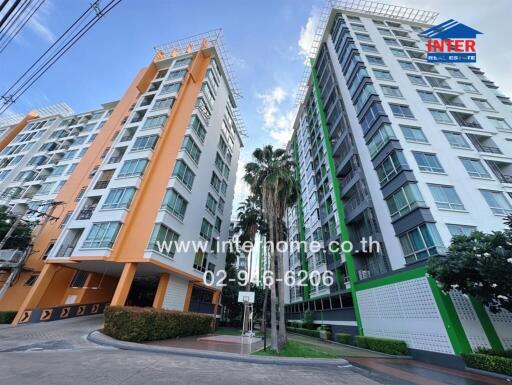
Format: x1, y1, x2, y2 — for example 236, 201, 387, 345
0, 31, 243, 324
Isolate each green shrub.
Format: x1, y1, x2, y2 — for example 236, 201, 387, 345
303, 310, 315, 330
103, 306, 214, 342
475, 348, 512, 359
0, 311, 16, 324
463, 353, 512, 376
355, 335, 407, 355
335, 333, 352, 344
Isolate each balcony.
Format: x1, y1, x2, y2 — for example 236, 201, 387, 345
94, 170, 114, 190
77, 207, 95, 220
451, 111, 482, 129
93, 180, 109, 189
467, 134, 503, 154
438, 93, 466, 108
486, 160, 512, 183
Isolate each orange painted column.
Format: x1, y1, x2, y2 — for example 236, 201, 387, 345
183, 283, 193, 312
152, 273, 169, 309
110, 263, 137, 306
12, 264, 60, 324
0, 112, 38, 151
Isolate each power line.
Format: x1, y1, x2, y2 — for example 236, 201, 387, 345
0, 0, 123, 115
0, 0, 22, 31
0, 0, 45, 54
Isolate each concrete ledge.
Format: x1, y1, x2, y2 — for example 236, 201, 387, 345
87, 330, 350, 367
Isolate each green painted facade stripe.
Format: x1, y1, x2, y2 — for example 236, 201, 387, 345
427, 277, 472, 355
469, 296, 504, 351
310, 58, 363, 335
354, 265, 426, 291
292, 135, 310, 299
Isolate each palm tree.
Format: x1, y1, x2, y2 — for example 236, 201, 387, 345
244, 145, 298, 351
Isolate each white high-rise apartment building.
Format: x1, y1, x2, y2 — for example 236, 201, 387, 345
285, 1, 512, 362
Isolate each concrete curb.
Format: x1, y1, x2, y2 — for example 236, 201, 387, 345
87, 330, 351, 367
465, 366, 512, 381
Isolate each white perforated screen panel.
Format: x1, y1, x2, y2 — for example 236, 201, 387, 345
486, 307, 512, 349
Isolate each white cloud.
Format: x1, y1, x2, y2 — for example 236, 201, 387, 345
28, 0, 55, 44
298, 7, 320, 61
256, 86, 296, 146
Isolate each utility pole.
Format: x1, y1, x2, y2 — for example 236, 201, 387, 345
0, 201, 62, 300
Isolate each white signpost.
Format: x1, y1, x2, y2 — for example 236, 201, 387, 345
238, 291, 255, 337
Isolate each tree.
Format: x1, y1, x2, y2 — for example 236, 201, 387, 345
428, 218, 512, 313
0, 207, 32, 250
244, 145, 298, 351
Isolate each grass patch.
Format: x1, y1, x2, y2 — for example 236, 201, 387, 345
253, 340, 340, 358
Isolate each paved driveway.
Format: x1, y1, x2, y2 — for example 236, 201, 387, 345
0, 316, 391, 385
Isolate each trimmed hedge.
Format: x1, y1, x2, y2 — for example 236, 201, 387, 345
287, 326, 332, 340
355, 335, 408, 355
104, 306, 214, 342
335, 333, 352, 344
0, 311, 16, 324
463, 352, 512, 376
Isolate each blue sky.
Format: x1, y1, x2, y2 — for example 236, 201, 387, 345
1, 0, 511, 213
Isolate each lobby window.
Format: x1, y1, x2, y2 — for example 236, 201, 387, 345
82, 222, 121, 249
413, 152, 445, 173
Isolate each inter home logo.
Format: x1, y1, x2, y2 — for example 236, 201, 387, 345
421, 19, 482, 63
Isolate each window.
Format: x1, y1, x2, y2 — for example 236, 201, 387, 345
381, 85, 402, 97
458, 82, 479, 93
210, 172, 221, 192
103, 187, 135, 209
76, 187, 86, 202
205, 193, 217, 215
377, 28, 392, 36
407, 74, 426, 86
60, 211, 72, 228
389, 103, 414, 118
351, 23, 366, 32
148, 224, 179, 258
367, 123, 396, 157
447, 224, 476, 236
173, 57, 191, 67
119, 159, 148, 177
193, 249, 208, 272
161, 188, 187, 220
417, 90, 439, 103
70, 271, 89, 288
481, 190, 512, 215
366, 56, 385, 65
355, 33, 371, 41
399, 223, 444, 263
430, 109, 453, 124
189, 115, 206, 142
488, 117, 511, 131
360, 43, 378, 52
53, 181, 65, 194
160, 82, 181, 95
155, 69, 167, 79
398, 61, 416, 71
132, 135, 158, 152
461, 158, 491, 179
413, 152, 444, 173
444, 132, 470, 149
428, 184, 465, 211
181, 136, 201, 163
373, 69, 393, 80
472, 98, 494, 111
386, 183, 426, 220
426, 76, 451, 89
401, 125, 428, 143
390, 48, 407, 58
376, 150, 408, 185
142, 114, 167, 130
218, 198, 225, 214
200, 218, 213, 240
215, 217, 222, 232
83, 222, 121, 248
446, 67, 465, 78
37, 182, 55, 195
172, 159, 195, 189
152, 97, 174, 111
168, 69, 187, 81
24, 275, 39, 286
